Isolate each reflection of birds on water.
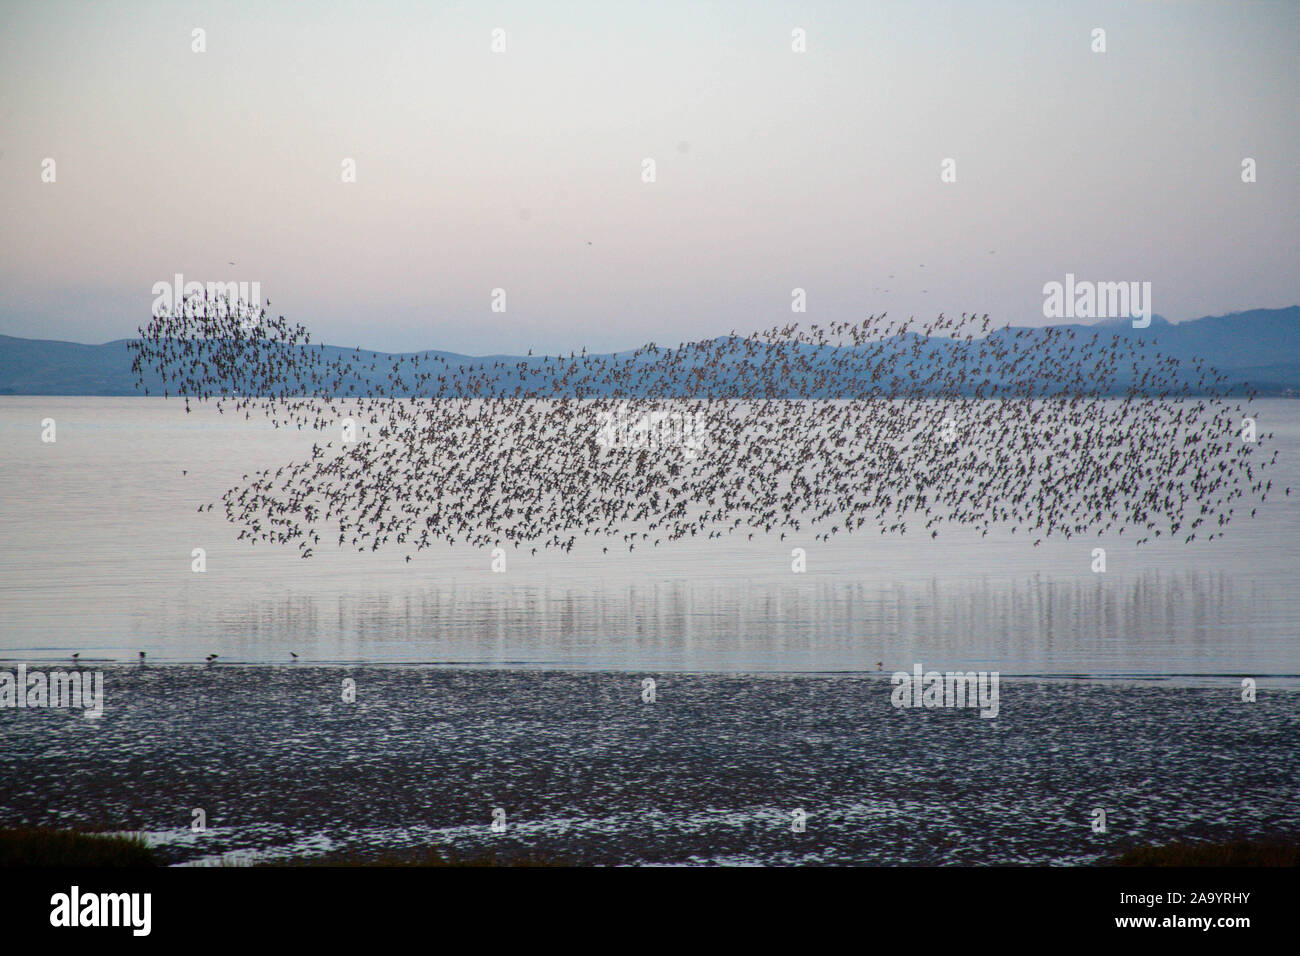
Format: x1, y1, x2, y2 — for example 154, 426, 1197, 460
129, 304, 1278, 557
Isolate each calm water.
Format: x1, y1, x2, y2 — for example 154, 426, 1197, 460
2, 397, 1298, 681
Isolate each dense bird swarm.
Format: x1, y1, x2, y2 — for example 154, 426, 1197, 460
129, 295, 1282, 556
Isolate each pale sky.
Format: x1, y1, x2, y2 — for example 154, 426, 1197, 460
1, 0, 1297, 354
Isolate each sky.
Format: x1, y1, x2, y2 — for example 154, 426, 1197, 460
1, 0, 1297, 355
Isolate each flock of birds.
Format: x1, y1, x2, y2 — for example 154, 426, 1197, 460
126, 294, 1282, 559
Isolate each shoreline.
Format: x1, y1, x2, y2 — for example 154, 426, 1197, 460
4, 658, 1299, 688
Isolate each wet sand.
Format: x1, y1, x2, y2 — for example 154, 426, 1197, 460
0, 666, 1295, 866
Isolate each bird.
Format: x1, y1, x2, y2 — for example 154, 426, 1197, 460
290, 652, 299, 660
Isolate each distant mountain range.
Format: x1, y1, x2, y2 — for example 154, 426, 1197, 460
1, 306, 1298, 397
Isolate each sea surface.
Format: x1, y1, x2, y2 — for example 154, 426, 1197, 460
2, 397, 1298, 864
1, 397, 1298, 680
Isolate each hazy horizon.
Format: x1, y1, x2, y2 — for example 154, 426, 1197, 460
3, 0, 1299, 355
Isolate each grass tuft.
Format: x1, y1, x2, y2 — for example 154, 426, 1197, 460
0, 827, 158, 867
1114, 840, 1300, 867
